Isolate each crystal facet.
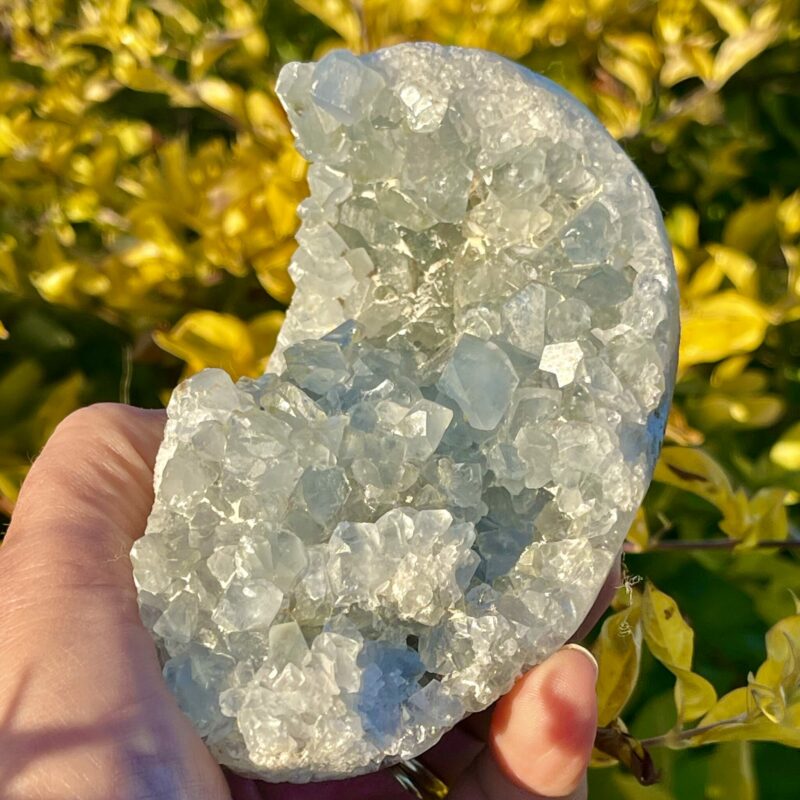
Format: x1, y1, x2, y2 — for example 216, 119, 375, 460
131, 43, 679, 782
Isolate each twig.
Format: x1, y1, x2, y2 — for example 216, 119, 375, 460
640, 714, 749, 749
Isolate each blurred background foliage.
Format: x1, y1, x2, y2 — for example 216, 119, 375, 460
0, 0, 799, 795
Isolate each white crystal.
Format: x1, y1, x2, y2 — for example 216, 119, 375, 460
539, 341, 584, 387
437, 335, 520, 431
212, 580, 283, 633
311, 51, 386, 125
131, 43, 679, 782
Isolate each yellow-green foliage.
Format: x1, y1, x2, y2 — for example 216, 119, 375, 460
0, 0, 799, 794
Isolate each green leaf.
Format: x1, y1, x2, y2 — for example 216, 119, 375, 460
589, 767, 676, 799
705, 743, 757, 800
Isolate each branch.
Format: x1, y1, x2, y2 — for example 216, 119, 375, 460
639, 714, 749, 749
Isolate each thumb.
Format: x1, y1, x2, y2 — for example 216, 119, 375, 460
466, 645, 598, 799
0, 404, 230, 800
3, 403, 165, 595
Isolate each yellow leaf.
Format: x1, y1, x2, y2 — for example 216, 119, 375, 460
0, 234, 19, 292
654, 0, 697, 46
661, 40, 716, 87
693, 613, 800, 747
712, 24, 781, 88
711, 355, 752, 384
195, 78, 245, 120
672, 245, 691, 281
246, 90, 289, 139
654, 446, 735, 511
0, 321, 7, 340
746, 676, 785, 723
673, 665, 719, 722
778, 190, 800, 238
603, 32, 662, 70
642, 582, 694, 668
699, 0, 749, 36
700, 686, 749, 728
665, 205, 699, 250
599, 35, 660, 105
680, 291, 770, 368
594, 93, 641, 139
784, 242, 800, 299
685, 251, 726, 297
248, 311, 285, 369
611, 58, 654, 105
771, 422, 800, 471
704, 244, 758, 296
692, 392, 785, 430
293, 0, 363, 51
737, 488, 789, 548
665, 406, 705, 446
63, 188, 101, 223
30, 263, 79, 304
190, 34, 242, 82
641, 582, 717, 722
723, 196, 781, 254
149, 0, 202, 35
110, 120, 154, 157
254, 240, 297, 304
593, 595, 642, 726
755, 613, 800, 697
625, 507, 649, 552
694, 698, 800, 747
154, 311, 257, 379
693, 360, 786, 430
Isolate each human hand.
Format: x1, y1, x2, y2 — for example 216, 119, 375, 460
0, 404, 620, 800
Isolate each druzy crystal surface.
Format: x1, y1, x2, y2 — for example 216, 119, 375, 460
131, 43, 679, 781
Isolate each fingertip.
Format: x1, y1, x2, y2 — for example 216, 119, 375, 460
489, 646, 598, 797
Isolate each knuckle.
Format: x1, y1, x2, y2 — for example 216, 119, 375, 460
53, 403, 136, 442
50, 404, 157, 468
40, 404, 159, 493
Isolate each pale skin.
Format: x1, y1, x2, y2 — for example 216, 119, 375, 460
0, 404, 621, 800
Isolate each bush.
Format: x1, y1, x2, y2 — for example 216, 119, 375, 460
0, 1, 798, 795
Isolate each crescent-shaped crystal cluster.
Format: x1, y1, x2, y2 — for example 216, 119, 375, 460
131, 43, 679, 782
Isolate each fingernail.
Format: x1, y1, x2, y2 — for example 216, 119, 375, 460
561, 643, 599, 681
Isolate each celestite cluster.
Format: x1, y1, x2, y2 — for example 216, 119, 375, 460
131, 43, 679, 781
